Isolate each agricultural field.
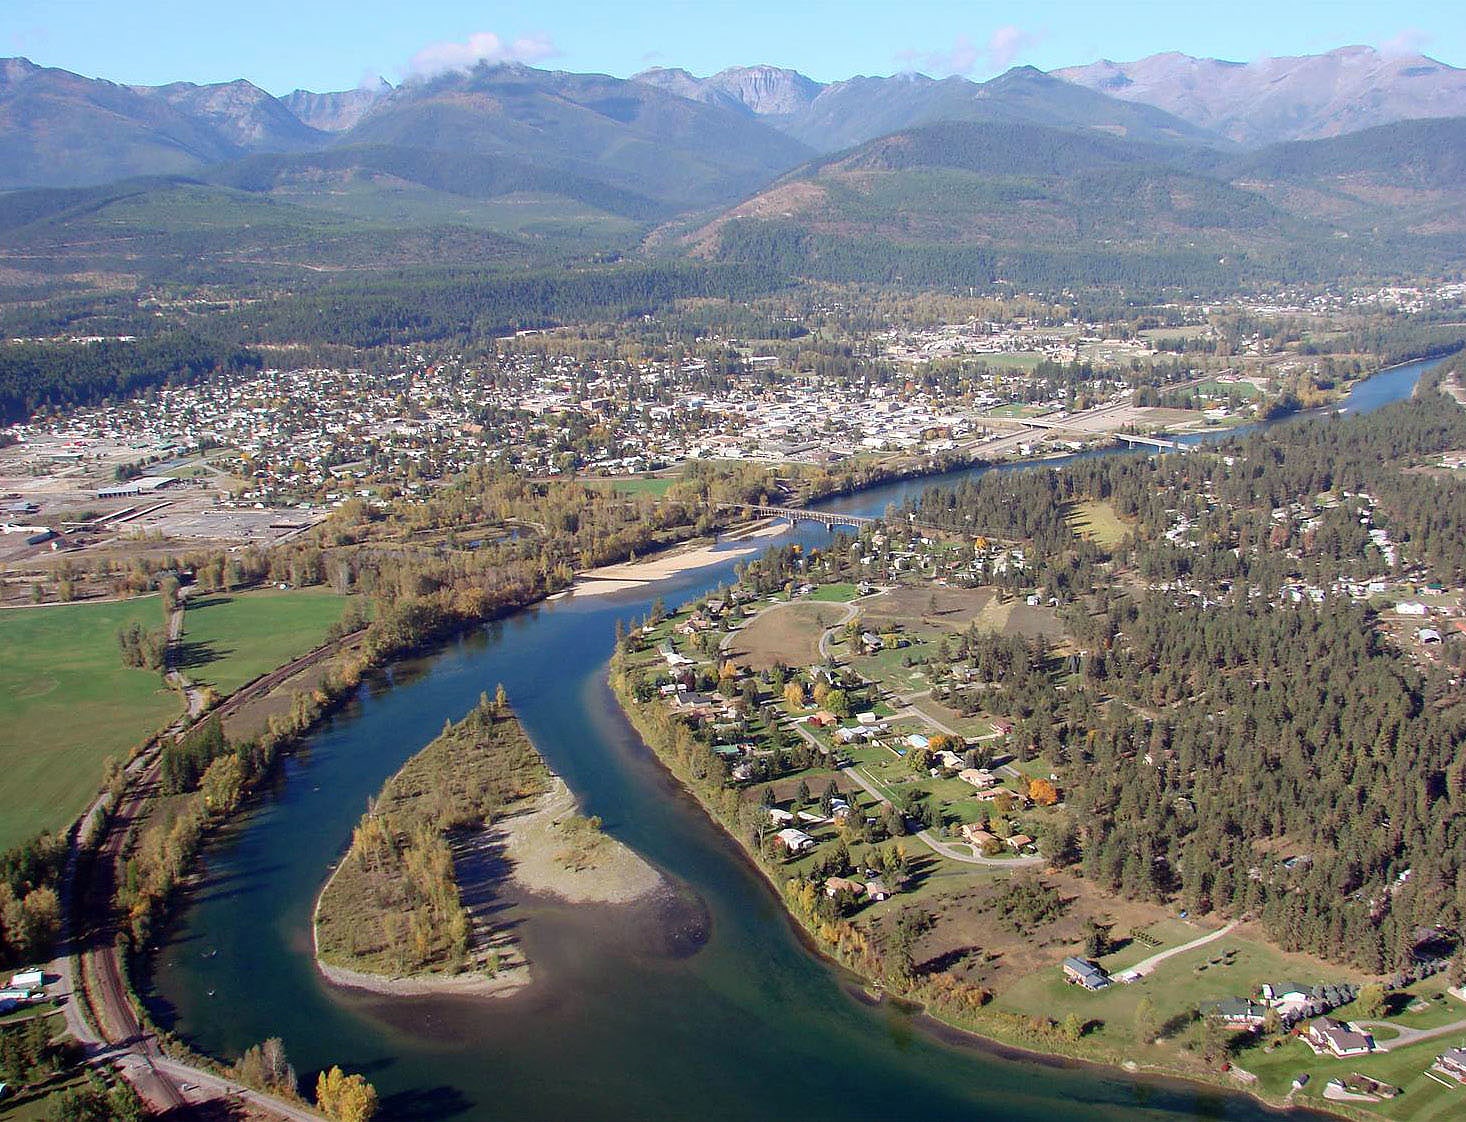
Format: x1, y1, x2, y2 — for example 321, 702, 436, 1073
0, 596, 181, 849
178, 587, 352, 695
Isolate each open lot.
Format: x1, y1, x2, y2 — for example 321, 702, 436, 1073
722, 602, 848, 669
1067, 500, 1130, 548
0, 596, 181, 849
179, 588, 351, 695
859, 586, 996, 631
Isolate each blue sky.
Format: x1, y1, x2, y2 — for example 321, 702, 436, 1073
5, 0, 1462, 95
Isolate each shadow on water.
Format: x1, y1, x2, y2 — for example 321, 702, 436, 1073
145, 359, 1446, 1121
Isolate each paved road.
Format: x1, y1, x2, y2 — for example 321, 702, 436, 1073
1114, 920, 1240, 981
1357, 1014, 1466, 1053
837, 760, 1044, 868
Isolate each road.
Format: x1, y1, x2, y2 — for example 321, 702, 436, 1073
45, 619, 363, 1119
835, 758, 1044, 868
1114, 920, 1240, 981
1357, 1014, 1466, 1053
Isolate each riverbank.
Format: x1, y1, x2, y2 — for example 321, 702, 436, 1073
605, 654, 1369, 1122
565, 520, 787, 598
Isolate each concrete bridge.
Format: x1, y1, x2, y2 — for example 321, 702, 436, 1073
1115, 433, 1186, 451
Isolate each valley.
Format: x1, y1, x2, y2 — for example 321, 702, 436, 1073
4, 16, 1466, 1122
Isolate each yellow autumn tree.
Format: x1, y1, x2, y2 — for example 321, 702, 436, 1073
1028, 777, 1059, 806
316, 1066, 379, 1122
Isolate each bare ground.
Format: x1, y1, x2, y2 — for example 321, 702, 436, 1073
499, 777, 666, 904
722, 602, 850, 669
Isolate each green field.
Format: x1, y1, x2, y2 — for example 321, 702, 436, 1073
807, 582, 859, 603
1191, 379, 1260, 400
0, 597, 182, 850
1067, 500, 1129, 548
586, 475, 677, 495
179, 588, 351, 695
980, 353, 1046, 372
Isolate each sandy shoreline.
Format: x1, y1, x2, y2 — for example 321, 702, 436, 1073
500, 777, 666, 904
315, 775, 666, 998
315, 957, 533, 998
564, 520, 789, 599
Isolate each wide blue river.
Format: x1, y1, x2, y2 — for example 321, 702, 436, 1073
148, 356, 1442, 1120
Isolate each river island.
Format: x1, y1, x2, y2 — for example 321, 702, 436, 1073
314, 691, 665, 997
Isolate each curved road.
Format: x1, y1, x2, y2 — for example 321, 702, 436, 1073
1114, 921, 1240, 981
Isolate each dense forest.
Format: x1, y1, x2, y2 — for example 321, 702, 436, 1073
227, 261, 783, 348
899, 360, 1466, 970
0, 335, 262, 424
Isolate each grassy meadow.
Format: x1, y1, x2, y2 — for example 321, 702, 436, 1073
0, 596, 181, 850
178, 588, 350, 695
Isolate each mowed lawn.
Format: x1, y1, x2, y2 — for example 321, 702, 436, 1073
179, 588, 351, 695
0, 597, 182, 850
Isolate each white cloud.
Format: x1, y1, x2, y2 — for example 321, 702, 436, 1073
405, 31, 560, 80
896, 25, 1042, 77
1379, 28, 1432, 57
985, 25, 1039, 71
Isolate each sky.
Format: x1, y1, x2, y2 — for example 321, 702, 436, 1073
4, 0, 1462, 95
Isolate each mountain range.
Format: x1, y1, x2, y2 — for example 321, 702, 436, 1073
1, 46, 1465, 285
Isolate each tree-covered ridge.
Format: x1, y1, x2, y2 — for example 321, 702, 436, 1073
901, 364, 1466, 970
0, 335, 263, 424
315, 692, 549, 977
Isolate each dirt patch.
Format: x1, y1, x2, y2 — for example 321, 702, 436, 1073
860, 587, 997, 631
1002, 603, 1067, 642
722, 602, 849, 669
891, 869, 1176, 995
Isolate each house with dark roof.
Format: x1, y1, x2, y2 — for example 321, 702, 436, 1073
1207, 997, 1269, 1029
1306, 1016, 1374, 1058
1062, 956, 1110, 990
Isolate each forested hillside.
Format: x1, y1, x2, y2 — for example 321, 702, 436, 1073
904, 363, 1466, 969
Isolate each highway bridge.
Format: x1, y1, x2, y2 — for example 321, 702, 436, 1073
743, 504, 877, 529
1115, 433, 1187, 451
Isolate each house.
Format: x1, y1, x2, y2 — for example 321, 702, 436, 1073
905, 733, 931, 751
1395, 601, 1429, 616
1208, 997, 1270, 1028
960, 823, 998, 848
824, 876, 863, 898
1418, 627, 1443, 644
808, 711, 839, 729
775, 828, 816, 854
1433, 1047, 1466, 1082
1306, 1017, 1374, 1058
864, 877, 891, 902
767, 808, 795, 825
1006, 833, 1034, 851
958, 768, 996, 790
856, 712, 879, 726
1062, 957, 1111, 990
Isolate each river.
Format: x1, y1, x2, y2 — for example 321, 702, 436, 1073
147, 356, 1445, 1121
